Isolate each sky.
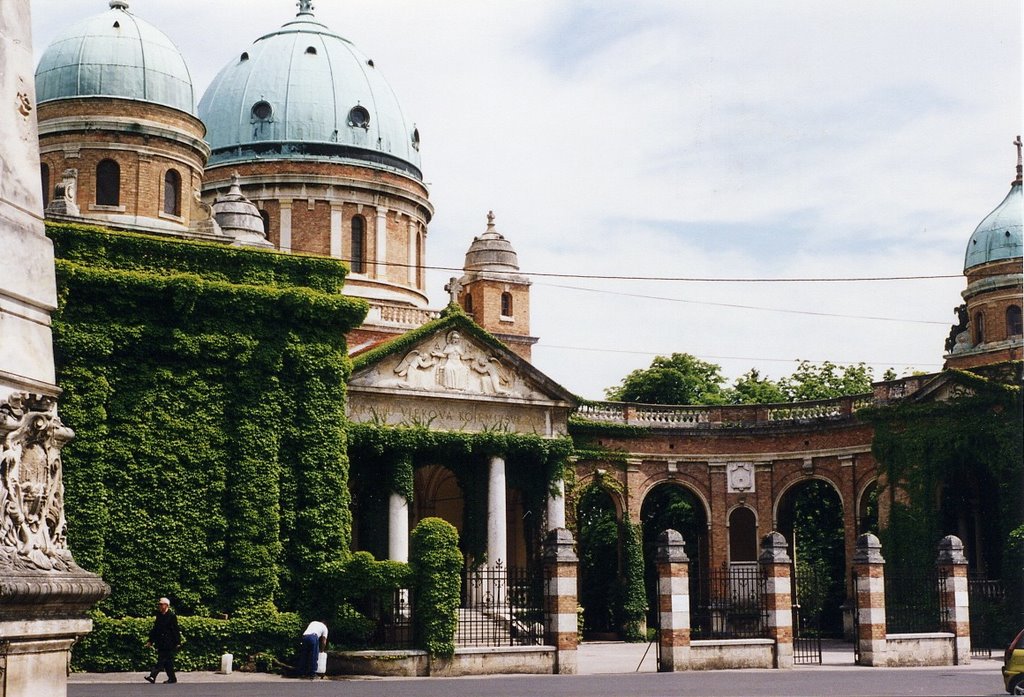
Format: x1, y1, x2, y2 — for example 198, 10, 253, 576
29, 0, 1023, 399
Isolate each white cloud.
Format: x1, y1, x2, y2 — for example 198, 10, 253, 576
30, 0, 1021, 398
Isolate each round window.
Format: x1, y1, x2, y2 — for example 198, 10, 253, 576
251, 101, 273, 121
348, 105, 370, 129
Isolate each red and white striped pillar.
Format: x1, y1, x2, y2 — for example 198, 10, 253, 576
853, 532, 888, 666
544, 527, 578, 674
936, 535, 971, 665
759, 531, 794, 669
655, 529, 691, 671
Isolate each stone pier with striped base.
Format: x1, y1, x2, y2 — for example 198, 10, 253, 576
543, 527, 578, 674
655, 529, 691, 671
853, 533, 887, 666
936, 535, 971, 665
759, 531, 794, 669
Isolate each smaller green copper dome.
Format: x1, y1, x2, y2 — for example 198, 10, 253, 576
964, 179, 1023, 272
35, 1, 194, 114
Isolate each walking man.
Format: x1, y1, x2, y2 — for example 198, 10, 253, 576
145, 597, 180, 684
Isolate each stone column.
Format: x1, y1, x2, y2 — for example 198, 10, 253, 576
758, 531, 794, 669
407, 219, 417, 285
546, 478, 566, 531
278, 199, 292, 253
388, 492, 410, 563
1, 5, 110, 696
487, 455, 508, 604
936, 535, 971, 665
543, 528, 578, 674
853, 532, 887, 666
655, 529, 691, 672
375, 206, 388, 278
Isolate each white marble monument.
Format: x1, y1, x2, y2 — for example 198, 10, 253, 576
0, 3, 109, 696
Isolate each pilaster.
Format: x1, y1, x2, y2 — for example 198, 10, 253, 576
655, 529, 690, 672
543, 528, 578, 674
852, 533, 887, 666
758, 531, 793, 669
936, 535, 971, 665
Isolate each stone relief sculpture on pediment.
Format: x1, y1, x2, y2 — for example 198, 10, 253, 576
354, 330, 545, 399
0, 393, 76, 572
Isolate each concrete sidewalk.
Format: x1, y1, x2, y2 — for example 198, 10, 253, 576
69, 641, 1002, 683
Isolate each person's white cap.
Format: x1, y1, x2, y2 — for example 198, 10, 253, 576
158, 597, 170, 605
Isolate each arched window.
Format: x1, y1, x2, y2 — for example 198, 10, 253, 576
259, 210, 271, 237
350, 216, 366, 274
1007, 305, 1023, 337
40, 163, 50, 208
974, 311, 985, 345
500, 292, 513, 317
163, 169, 181, 216
464, 294, 473, 313
728, 506, 758, 562
96, 159, 120, 206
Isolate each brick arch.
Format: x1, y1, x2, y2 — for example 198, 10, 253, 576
635, 472, 712, 525
772, 472, 846, 529
575, 469, 627, 522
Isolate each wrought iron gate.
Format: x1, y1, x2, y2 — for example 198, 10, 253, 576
792, 564, 824, 665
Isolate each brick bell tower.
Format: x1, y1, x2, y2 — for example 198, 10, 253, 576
454, 211, 538, 362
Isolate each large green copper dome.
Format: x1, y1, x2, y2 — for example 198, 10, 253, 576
35, 1, 195, 114
197, 4, 422, 178
964, 178, 1023, 272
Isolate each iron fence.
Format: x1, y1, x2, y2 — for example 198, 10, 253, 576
458, 561, 544, 647
884, 570, 947, 634
340, 588, 414, 649
968, 575, 1006, 658
690, 562, 768, 639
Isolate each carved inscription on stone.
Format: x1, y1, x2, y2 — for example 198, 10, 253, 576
0, 393, 76, 571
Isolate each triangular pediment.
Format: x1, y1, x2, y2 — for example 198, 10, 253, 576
349, 309, 575, 405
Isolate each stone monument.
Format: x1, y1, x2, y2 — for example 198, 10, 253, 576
0, 3, 109, 696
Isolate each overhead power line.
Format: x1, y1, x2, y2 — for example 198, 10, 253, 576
536, 282, 952, 325
337, 256, 960, 284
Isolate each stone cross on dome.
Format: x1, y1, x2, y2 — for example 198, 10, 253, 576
1014, 135, 1022, 183
297, 0, 315, 15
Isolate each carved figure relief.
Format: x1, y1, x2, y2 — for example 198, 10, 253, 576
727, 462, 755, 493
0, 393, 76, 571
46, 168, 80, 216
361, 330, 547, 398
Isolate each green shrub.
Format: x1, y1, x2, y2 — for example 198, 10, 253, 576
72, 603, 302, 673
410, 518, 462, 656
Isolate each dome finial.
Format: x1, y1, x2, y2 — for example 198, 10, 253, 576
296, 0, 314, 16
486, 210, 496, 232
1014, 135, 1022, 184
109, 0, 129, 10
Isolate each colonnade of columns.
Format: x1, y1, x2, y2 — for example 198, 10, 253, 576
386, 455, 568, 571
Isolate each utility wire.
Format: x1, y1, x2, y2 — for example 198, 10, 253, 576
339, 256, 960, 283
536, 282, 951, 325
535, 343, 944, 368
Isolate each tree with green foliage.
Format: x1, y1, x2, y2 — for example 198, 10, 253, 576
725, 368, 788, 404
604, 353, 726, 404
780, 360, 873, 401
576, 486, 620, 635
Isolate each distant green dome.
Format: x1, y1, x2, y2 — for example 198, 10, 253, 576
197, 5, 422, 178
35, 1, 195, 114
964, 179, 1023, 272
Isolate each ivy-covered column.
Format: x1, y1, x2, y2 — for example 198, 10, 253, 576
544, 528, 578, 674
546, 478, 566, 531
936, 535, 971, 665
655, 529, 690, 672
758, 531, 793, 669
853, 532, 887, 666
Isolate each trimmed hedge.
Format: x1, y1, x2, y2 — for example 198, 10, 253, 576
73, 603, 303, 673
410, 518, 462, 656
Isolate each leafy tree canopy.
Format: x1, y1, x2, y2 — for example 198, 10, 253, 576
604, 353, 727, 404
607, 356, 879, 405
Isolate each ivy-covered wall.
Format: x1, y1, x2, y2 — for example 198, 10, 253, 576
48, 223, 367, 617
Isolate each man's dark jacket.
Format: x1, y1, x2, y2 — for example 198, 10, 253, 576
149, 611, 180, 652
